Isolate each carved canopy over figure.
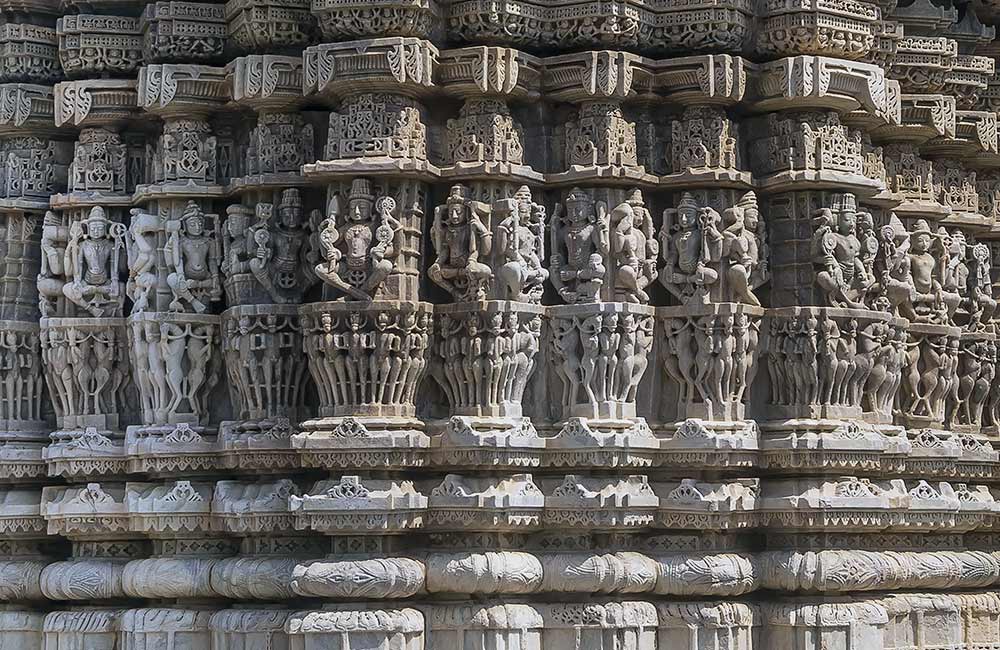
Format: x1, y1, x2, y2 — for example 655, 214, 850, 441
550, 187, 609, 304
429, 184, 494, 302
62, 206, 127, 318
659, 192, 723, 305
811, 193, 876, 309
247, 188, 315, 304
314, 178, 404, 301
610, 189, 657, 304
165, 201, 223, 314
494, 185, 548, 304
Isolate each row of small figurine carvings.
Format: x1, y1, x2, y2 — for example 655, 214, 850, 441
0, 595, 994, 650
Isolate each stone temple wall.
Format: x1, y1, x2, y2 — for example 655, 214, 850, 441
4, 0, 1000, 648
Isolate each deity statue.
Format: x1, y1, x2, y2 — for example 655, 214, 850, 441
721, 191, 766, 306
609, 189, 657, 303
126, 208, 160, 314
429, 184, 494, 302
62, 206, 127, 318
550, 187, 609, 304
38, 210, 68, 317
811, 194, 876, 309
221, 204, 253, 281
937, 227, 964, 321
248, 188, 314, 304
966, 241, 997, 330
165, 201, 222, 313
898, 219, 948, 324
494, 185, 548, 303
869, 213, 915, 314
659, 192, 723, 305
314, 178, 403, 301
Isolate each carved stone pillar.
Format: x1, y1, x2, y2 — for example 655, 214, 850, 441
219, 54, 316, 471
762, 600, 889, 648
43, 79, 142, 479
123, 64, 229, 476
0, 488, 49, 646
544, 186, 658, 466
652, 60, 763, 461
296, 38, 434, 469
425, 603, 542, 650
0, 83, 69, 480
425, 183, 547, 467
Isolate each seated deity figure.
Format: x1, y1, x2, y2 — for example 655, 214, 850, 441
550, 187, 609, 304
811, 194, 875, 309
659, 192, 723, 305
314, 178, 403, 301
248, 188, 313, 303
429, 184, 494, 302
610, 189, 657, 304
62, 206, 127, 317
165, 201, 222, 313
898, 219, 948, 324
967, 241, 997, 330
494, 185, 548, 303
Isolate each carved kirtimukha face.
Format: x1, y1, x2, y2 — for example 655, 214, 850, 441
321, 313, 333, 332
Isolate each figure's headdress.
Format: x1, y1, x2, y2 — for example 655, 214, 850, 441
348, 179, 374, 201
447, 184, 467, 204
564, 187, 592, 206
677, 192, 699, 213
910, 219, 933, 236
280, 188, 302, 210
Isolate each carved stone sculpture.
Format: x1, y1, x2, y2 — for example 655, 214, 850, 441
313, 178, 405, 302
8, 1, 1000, 648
